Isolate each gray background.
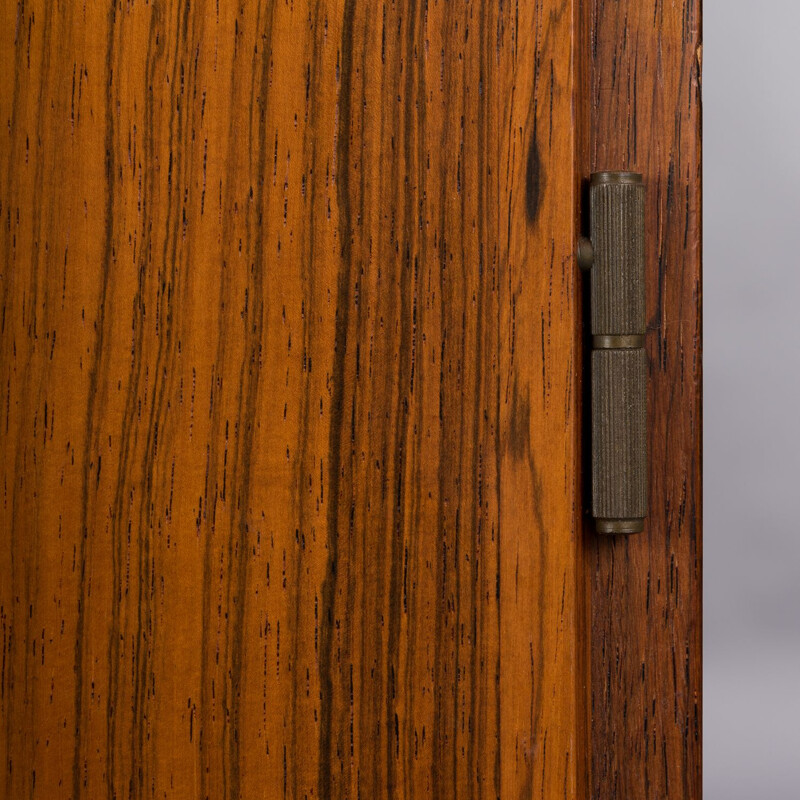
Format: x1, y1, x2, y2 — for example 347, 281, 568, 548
704, 1, 800, 797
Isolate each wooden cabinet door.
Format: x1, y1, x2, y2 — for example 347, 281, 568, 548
0, 2, 700, 799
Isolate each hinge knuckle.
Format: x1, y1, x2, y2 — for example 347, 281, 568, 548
584, 171, 648, 535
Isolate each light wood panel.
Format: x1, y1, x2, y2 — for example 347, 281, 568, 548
0, 2, 585, 798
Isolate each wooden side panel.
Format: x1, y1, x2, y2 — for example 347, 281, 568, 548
580, 1, 702, 798
0, 2, 584, 799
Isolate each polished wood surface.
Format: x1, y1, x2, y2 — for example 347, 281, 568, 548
0, 2, 586, 798
579, 2, 703, 798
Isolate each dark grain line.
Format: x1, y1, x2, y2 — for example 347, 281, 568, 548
223, 6, 275, 796
319, 3, 357, 797
73, 5, 118, 797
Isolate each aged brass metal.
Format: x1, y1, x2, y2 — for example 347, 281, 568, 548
581, 171, 647, 534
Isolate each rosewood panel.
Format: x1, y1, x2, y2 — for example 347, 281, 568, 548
579, 2, 703, 798
0, 2, 586, 799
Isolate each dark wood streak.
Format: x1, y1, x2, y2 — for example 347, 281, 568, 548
74, 4, 118, 796
386, 4, 418, 795
222, 0, 273, 794
318, 1, 356, 796
525, 134, 542, 225
288, 3, 327, 798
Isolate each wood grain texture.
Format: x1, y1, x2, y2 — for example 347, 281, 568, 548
580, 1, 702, 798
0, 2, 586, 799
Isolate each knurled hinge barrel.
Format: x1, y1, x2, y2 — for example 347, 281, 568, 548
580, 171, 647, 535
